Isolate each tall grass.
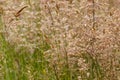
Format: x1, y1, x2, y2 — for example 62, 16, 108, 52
0, 0, 120, 80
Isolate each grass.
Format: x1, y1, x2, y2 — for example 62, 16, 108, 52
0, 0, 120, 80
0, 33, 73, 80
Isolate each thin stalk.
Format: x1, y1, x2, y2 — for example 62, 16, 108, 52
92, 0, 95, 30
53, 64, 59, 80
46, 2, 54, 25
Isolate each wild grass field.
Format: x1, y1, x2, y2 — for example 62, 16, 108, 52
0, 0, 120, 80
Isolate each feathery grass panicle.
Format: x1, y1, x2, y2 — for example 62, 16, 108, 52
0, 0, 120, 80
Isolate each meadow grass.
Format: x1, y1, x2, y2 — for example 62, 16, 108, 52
0, 0, 120, 80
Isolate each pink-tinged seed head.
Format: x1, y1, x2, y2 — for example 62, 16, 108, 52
41, 0, 49, 4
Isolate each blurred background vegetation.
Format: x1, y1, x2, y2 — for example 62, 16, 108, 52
0, 0, 120, 80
